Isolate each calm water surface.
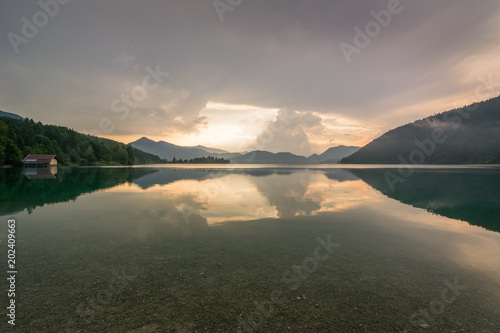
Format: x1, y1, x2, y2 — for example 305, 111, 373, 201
1, 165, 500, 332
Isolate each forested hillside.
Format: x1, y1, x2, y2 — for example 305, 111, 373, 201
0, 117, 165, 166
341, 96, 500, 164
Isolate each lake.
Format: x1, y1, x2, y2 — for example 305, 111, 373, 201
1, 165, 500, 332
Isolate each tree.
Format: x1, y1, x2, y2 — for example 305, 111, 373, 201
21, 118, 35, 147
1, 137, 23, 166
0, 141, 5, 165
0, 117, 165, 166
65, 130, 77, 148
114, 147, 129, 165
0, 120, 7, 137
102, 154, 112, 164
34, 134, 54, 154
126, 144, 135, 165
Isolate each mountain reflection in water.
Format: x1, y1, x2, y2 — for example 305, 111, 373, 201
2, 166, 499, 233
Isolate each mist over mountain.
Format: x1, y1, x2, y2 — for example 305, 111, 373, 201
341, 96, 500, 164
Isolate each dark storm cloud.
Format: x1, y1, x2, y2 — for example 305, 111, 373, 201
1, 0, 499, 139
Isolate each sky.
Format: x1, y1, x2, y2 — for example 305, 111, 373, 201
1, 0, 500, 155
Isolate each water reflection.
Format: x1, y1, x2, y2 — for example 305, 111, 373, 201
123, 168, 366, 223
350, 168, 500, 233
5, 166, 500, 332
0, 167, 155, 216
2, 166, 500, 233
23, 166, 58, 179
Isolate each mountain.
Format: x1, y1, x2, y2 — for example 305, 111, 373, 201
130, 137, 234, 160
230, 150, 312, 164
131, 137, 355, 164
0, 110, 23, 120
0, 117, 164, 166
189, 145, 228, 154
308, 145, 360, 164
341, 95, 500, 164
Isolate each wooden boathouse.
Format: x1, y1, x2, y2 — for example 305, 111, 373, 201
22, 154, 58, 167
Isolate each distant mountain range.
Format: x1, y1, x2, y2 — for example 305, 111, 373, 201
232, 150, 311, 164
342, 95, 500, 164
1, 111, 358, 166
130, 137, 236, 160
130, 137, 359, 164
189, 145, 228, 155
7, 92, 500, 166
308, 145, 360, 164
0, 110, 23, 120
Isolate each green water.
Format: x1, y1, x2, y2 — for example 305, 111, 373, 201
1, 166, 500, 332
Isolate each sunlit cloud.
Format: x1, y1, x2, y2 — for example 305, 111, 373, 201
1, 1, 500, 152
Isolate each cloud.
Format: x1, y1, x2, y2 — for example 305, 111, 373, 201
113, 52, 137, 68
0, 0, 500, 148
253, 109, 323, 155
